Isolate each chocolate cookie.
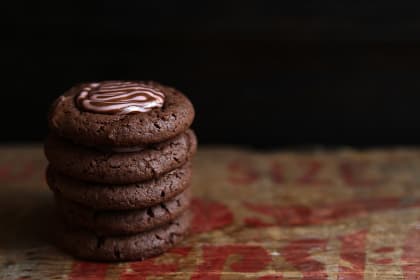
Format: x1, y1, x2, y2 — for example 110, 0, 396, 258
55, 189, 191, 235
48, 81, 195, 147
54, 211, 191, 261
47, 164, 191, 210
44, 129, 197, 184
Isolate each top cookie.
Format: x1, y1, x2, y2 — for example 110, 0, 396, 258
49, 81, 195, 147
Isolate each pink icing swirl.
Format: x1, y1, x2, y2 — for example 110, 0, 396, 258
76, 81, 165, 114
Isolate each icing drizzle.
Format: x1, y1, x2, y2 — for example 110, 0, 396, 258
76, 81, 165, 114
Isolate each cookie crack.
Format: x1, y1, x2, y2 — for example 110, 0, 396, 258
160, 203, 171, 214
155, 234, 163, 240
146, 207, 155, 218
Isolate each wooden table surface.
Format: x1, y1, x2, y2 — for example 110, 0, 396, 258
0, 146, 420, 279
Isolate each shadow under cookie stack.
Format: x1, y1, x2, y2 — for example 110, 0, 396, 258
44, 81, 196, 261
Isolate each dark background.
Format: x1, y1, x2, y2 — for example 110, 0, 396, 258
4, 1, 420, 148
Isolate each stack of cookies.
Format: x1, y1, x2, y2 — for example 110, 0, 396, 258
44, 81, 196, 261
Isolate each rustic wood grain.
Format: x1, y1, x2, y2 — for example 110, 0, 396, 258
0, 146, 420, 279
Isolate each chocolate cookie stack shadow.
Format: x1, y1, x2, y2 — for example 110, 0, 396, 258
44, 81, 196, 261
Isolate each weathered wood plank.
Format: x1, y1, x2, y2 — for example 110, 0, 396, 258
0, 147, 420, 279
